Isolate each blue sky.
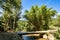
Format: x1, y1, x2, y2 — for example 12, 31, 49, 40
22, 0, 60, 15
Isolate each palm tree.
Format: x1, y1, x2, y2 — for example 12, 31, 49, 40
0, 0, 22, 32
24, 5, 57, 31
41, 5, 57, 30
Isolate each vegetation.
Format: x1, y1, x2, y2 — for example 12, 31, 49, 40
52, 15, 60, 39
0, 0, 21, 32
24, 5, 57, 31
0, 0, 60, 40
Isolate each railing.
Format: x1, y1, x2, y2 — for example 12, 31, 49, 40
17, 30, 57, 35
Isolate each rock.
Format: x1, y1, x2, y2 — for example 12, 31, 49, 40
37, 38, 48, 40
47, 33, 54, 40
43, 34, 48, 39
0, 32, 22, 40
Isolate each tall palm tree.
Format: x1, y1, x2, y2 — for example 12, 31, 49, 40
24, 5, 57, 31
0, 0, 22, 32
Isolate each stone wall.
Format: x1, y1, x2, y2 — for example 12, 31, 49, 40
0, 32, 21, 40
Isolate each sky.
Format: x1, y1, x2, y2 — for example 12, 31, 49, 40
0, 0, 60, 19
22, 0, 60, 15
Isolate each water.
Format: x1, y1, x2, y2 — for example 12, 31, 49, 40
23, 35, 37, 40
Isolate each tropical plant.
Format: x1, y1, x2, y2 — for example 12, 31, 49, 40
24, 5, 57, 31
16, 20, 34, 32
52, 14, 60, 40
0, 0, 22, 32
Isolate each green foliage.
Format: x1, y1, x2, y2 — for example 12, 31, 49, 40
53, 15, 60, 27
52, 15, 60, 39
15, 20, 34, 32
0, 0, 22, 32
24, 5, 57, 31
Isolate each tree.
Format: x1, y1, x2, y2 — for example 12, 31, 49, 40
52, 15, 60, 40
16, 20, 34, 32
0, 0, 22, 32
54, 15, 60, 27
24, 5, 57, 31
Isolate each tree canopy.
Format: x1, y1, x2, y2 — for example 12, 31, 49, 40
0, 0, 22, 32
24, 5, 57, 31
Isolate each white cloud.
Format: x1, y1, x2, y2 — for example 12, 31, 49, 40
58, 13, 60, 14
